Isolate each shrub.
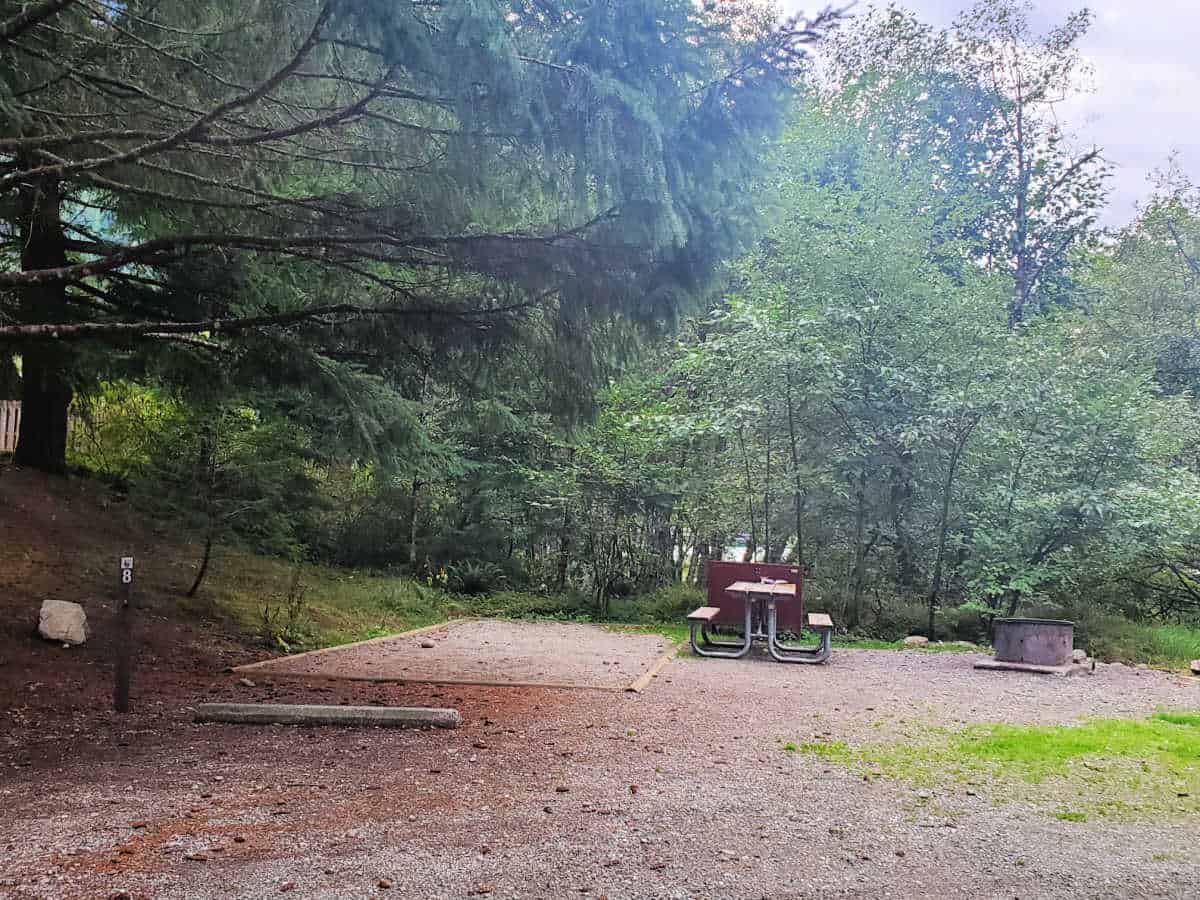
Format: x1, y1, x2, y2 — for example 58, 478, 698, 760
1070, 613, 1200, 669
447, 560, 509, 595
606, 583, 704, 623
859, 597, 928, 640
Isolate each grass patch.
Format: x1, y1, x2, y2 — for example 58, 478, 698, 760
1153, 710, 1200, 727
787, 711, 1200, 820
601, 621, 691, 645
835, 637, 984, 653
959, 716, 1200, 781
1054, 810, 1088, 822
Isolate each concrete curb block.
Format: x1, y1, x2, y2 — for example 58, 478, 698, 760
194, 702, 462, 728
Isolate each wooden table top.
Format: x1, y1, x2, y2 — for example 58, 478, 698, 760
725, 580, 796, 596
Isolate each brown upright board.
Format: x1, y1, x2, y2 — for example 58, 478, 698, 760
705, 561, 805, 632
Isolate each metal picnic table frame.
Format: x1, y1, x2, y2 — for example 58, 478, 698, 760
686, 562, 833, 664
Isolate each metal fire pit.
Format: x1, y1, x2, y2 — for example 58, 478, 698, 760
993, 617, 1074, 666
975, 617, 1087, 675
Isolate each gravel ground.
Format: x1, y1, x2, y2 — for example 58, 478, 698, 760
2, 645, 1199, 899
242, 619, 672, 690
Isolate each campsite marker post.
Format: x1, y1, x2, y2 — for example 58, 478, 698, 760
114, 556, 134, 713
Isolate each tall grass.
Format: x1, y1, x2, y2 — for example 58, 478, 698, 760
1075, 616, 1200, 670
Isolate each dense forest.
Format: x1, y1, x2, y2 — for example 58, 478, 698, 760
3, 0, 1199, 642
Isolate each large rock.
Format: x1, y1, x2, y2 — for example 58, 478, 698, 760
903, 635, 929, 647
38, 599, 88, 645
1190, 660, 1200, 676
1072, 648, 1088, 664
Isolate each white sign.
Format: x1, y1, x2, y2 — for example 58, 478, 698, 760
120, 557, 134, 570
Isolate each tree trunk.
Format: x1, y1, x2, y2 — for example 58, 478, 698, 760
1008, 87, 1032, 329
849, 468, 868, 629
14, 173, 72, 473
738, 425, 757, 561
890, 454, 918, 592
689, 536, 709, 585
763, 426, 772, 562
785, 371, 805, 573
927, 423, 975, 638
556, 504, 571, 591
0, 353, 20, 399
188, 530, 215, 598
407, 479, 423, 569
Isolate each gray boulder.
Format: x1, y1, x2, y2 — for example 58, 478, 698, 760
38, 599, 88, 645
903, 635, 929, 647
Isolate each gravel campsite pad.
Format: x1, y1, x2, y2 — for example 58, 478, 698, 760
238, 618, 673, 690
5, 640, 1200, 899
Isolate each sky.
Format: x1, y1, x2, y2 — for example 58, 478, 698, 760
786, 1, 1200, 229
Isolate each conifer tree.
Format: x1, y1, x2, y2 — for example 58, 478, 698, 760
0, 0, 835, 471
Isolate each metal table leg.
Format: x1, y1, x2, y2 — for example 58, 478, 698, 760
766, 600, 831, 664
689, 596, 754, 659
699, 622, 748, 649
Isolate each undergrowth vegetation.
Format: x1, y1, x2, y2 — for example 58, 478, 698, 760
193, 547, 1200, 669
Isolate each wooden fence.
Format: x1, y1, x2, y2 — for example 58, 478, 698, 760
0, 400, 19, 454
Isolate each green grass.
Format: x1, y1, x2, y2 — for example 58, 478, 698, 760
1054, 810, 1088, 822
790, 711, 1200, 820
602, 621, 691, 645
1153, 710, 1200, 727
834, 636, 984, 653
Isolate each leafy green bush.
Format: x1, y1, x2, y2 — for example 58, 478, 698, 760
1072, 613, 1200, 669
462, 589, 591, 619
606, 583, 703, 623
935, 602, 991, 643
856, 598, 928, 640
319, 475, 415, 570
447, 560, 509, 595
68, 381, 181, 481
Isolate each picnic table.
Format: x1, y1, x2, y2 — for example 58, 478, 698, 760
687, 561, 833, 664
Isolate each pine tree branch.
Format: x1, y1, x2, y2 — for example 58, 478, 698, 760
0, 2, 333, 190
0, 129, 161, 151
0, 0, 74, 43
0, 301, 536, 342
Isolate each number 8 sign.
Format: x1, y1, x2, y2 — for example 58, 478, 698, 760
120, 557, 134, 584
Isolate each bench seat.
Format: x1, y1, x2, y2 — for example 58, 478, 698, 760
687, 606, 721, 622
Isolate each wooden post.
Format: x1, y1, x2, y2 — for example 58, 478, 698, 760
114, 556, 134, 713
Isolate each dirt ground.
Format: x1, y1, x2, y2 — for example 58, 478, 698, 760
240, 619, 672, 690
4, 632, 1200, 900
4, 468, 1200, 898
